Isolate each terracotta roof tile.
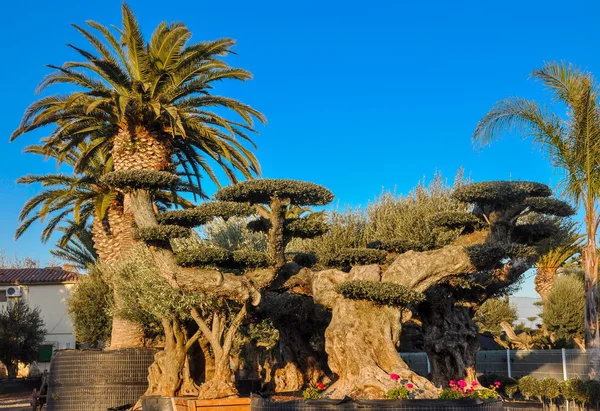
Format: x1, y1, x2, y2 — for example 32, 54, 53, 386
0, 267, 80, 285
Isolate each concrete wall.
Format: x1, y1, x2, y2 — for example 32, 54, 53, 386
0, 283, 76, 350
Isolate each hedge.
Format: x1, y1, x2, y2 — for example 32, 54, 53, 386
215, 179, 334, 206
101, 170, 180, 191
336, 280, 424, 307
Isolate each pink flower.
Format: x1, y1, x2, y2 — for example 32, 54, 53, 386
494, 381, 501, 387
449, 380, 455, 386
458, 380, 467, 388
471, 381, 479, 387
390, 374, 400, 381
316, 382, 325, 390
467, 388, 474, 394
406, 383, 414, 389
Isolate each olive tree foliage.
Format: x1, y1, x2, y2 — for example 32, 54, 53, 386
288, 170, 470, 260
474, 298, 518, 336
541, 275, 585, 340
67, 267, 113, 347
201, 216, 267, 252
0, 300, 46, 378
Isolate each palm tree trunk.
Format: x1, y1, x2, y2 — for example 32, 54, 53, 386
91, 199, 146, 348
534, 268, 557, 301
583, 210, 600, 378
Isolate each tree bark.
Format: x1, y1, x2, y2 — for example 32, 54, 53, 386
6, 361, 17, 379
267, 197, 287, 270
311, 267, 438, 399
420, 300, 479, 387
582, 211, 600, 378
534, 267, 557, 301
91, 199, 145, 349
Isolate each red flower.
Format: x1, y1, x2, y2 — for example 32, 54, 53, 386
390, 374, 400, 381
406, 383, 414, 389
316, 382, 325, 390
494, 381, 501, 387
471, 381, 479, 387
449, 380, 455, 386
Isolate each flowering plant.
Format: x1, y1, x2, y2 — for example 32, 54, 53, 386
303, 381, 326, 399
387, 374, 416, 399
440, 380, 500, 400
439, 380, 500, 400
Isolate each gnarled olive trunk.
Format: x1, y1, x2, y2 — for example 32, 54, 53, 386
420, 300, 479, 387
267, 197, 287, 269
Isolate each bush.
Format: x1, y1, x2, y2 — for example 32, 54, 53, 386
541, 275, 584, 340
101, 170, 179, 190
474, 298, 518, 336
215, 179, 334, 206
336, 280, 424, 307
518, 376, 542, 401
540, 377, 560, 402
320, 248, 387, 268
67, 266, 112, 347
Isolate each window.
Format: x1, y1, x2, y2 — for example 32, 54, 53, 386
0, 290, 6, 302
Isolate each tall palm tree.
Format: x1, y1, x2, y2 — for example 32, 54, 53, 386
473, 61, 600, 376
11, 4, 265, 185
50, 223, 99, 270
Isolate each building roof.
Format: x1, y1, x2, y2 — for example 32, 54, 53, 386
0, 267, 80, 285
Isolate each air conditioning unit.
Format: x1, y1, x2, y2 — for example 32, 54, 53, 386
6, 286, 22, 298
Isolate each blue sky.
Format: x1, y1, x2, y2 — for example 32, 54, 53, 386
1, 0, 596, 296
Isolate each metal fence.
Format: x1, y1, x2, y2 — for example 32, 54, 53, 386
400, 349, 595, 380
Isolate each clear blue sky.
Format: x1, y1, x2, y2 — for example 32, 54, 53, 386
1, 0, 596, 296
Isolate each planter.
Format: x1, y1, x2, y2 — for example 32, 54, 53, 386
45, 348, 156, 411
188, 397, 251, 410
141, 396, 197, 411
250, 396, 503, 410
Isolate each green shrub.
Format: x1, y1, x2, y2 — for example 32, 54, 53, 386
215, 179, 334, 206
540, 378, 560, 402
134, 225, 190, 242
474, 298, 518, 336
559, 378, 581, 403
101, 170, 179, 190
321, 248, 387, 268
518, 376, 542, 401
67, 266, 112, 347
541, 275, 584, 340
336, 280, 424, 307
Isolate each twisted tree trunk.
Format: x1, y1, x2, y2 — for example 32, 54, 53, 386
420, 300, 479, 387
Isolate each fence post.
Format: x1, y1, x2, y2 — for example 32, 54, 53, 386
562, 348, 568, 381
506, 349, 512, 378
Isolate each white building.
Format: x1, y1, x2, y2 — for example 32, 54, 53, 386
0, 267, 80, 367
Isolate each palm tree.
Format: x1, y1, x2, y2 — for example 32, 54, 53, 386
50, 223, 98, 270
11, 4, 265, 186
473, 61, 600, 376
535, 234, 584, 300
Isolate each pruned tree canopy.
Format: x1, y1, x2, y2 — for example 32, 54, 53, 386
134, 225, 191, 243
321, 248, 387, 268
336, 280, 424, 307
429, 211, 484, 232
102, 170, 180, 191
524, 197, 576, 217
453, 181, 551, 205
247, 216, 328, 239
175, 245, 271, 270
215, 179, 334, 206
157, 202, 255, 228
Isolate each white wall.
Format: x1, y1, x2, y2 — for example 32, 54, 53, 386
0, 283, 76, 350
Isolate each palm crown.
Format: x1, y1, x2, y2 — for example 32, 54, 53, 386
11, 3, 265, 185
